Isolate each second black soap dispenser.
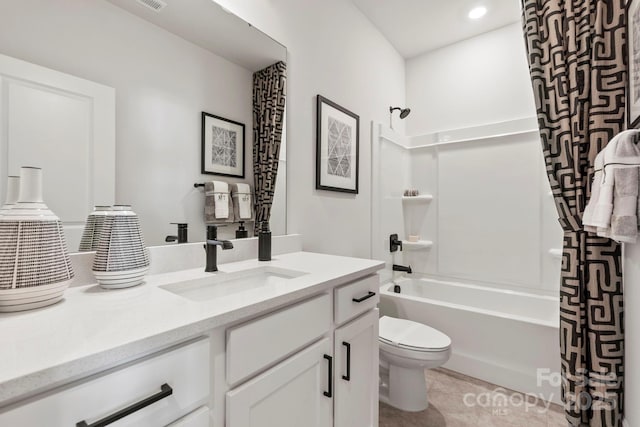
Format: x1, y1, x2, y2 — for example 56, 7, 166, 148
258, 221, 271, 261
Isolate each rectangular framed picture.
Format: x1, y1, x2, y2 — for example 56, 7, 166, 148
316, 95, 359, 194
201, 112, 245, 178
629, 0, 640, 128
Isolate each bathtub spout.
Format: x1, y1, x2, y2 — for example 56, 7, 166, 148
393, 264, 412, 274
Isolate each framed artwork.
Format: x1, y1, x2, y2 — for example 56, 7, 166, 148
201, 112, 245, 178
629, 0, 640, 128
316, 95, 360, 194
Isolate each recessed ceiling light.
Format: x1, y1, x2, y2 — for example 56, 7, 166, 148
468, 6, 487, 20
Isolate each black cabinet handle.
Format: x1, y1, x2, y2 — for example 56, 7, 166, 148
76, 383, 173, 427
342, 341, 351, 381
352, 291, 376, 303
323, 354, 333, 398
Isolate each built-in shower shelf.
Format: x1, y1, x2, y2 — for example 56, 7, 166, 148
402, 240, 433, 250
401, 195, 433, 202
548, 248, 562, 259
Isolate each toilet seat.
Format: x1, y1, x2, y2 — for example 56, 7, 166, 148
379, 316, 451, 353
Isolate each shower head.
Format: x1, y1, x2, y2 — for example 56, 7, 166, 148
390, 106, 411, 119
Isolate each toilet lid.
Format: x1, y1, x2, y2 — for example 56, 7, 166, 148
379, 316, 451, 351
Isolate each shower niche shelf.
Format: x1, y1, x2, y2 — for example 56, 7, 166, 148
402, 240, 433, 250
401, 195, 433, 202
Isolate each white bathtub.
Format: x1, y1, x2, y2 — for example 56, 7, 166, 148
379, 277, 562, 403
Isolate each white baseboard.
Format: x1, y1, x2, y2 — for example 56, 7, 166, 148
444, 351, 562, 405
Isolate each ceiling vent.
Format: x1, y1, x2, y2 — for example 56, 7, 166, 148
136, 0, 167, 12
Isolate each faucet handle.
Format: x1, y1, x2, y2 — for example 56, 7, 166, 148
207, 224, 218, 240
389, 234, 403, 252
169, 223, 188, 244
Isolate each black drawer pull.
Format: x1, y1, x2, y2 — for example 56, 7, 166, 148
76, 383, 173, 427
323, 354, 333, 398
352, 291, 376, 303
342, 341, 351, 381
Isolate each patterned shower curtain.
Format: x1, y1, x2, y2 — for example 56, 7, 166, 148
253, 61, 286, 233
521, 1, 626, 425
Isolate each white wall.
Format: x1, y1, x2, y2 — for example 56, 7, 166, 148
406, 23, 536, 136
212, 0, 407, 258
624, 244, 640, 427
0, 0, 256, 246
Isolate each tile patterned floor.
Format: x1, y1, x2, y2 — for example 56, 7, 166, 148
379, 368, 566, 427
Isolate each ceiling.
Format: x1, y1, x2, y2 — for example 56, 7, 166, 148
351, 0, 521, 58
107, 0, 286, 71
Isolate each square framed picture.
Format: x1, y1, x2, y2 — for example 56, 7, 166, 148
316, 95, 360, 194
201, 112, 245, 178
629, 0, 640, 128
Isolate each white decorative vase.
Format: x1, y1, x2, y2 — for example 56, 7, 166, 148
0, 175, 20, 214
92, 205, 150, 289
0, 167, 74, 312
78, 206, 112, 252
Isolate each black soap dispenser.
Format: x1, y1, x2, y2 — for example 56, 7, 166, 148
258, 221, 271, 261
236, 221, 248, 239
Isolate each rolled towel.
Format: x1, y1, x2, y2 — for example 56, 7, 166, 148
235, 183, 253, 219
583, 129, 640, 239
609, 132, 640, 243
204, 181, 230, 222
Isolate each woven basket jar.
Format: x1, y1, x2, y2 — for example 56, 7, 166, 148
78, 206, 112, 252
0, 167, 74, 312
91, 205, 150, 289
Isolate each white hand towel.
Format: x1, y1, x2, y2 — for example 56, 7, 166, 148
583, 129, 640, 240
592, 135, 620, 231
236, 183, 252, 219
583, 151, 605, 233
213, 180, 229, 219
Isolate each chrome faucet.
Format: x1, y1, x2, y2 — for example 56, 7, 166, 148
392, 264, 412, 274
205, 225, 233, 272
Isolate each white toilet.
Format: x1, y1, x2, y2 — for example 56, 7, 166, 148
378, 316, 452, 412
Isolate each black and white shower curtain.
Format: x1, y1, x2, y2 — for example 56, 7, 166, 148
253, 61, 286, 233
521, 1, 627, 425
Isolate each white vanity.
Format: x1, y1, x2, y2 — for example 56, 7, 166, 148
0, 248, 383, 427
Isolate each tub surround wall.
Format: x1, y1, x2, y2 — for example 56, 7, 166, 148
373, 120, 563, 295
371, 125, 411, 267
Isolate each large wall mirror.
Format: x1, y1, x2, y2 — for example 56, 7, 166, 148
0, 0, 287, 250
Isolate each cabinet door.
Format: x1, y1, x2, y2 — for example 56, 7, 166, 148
226, 338, 333, 427
334, 309, 379, 427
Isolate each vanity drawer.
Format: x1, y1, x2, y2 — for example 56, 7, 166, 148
226, 293, 331, 385
334, 275, 379, 325
0, 338, 210, 427
167, 406, 210, 427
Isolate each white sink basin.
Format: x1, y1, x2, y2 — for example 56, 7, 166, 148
160, 266, 307, 302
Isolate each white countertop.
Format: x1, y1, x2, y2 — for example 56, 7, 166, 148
0, 251, 384, 406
